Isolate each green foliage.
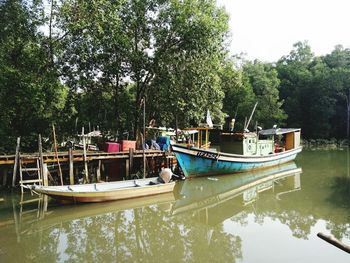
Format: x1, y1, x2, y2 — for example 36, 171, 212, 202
277, 42, 350, 139
242, 60, 286, 129
3, 1, 350, 154
58, 0, 229, 134
220, 58, 256, 130
0, 0, 67, 152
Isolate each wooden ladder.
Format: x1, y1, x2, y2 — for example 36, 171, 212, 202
19, 156, 43, 193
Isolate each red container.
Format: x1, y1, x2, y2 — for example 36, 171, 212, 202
104, 142, 120, 152
121, 140, 136, 151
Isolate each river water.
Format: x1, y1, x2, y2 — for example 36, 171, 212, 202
0, 149, 350, 262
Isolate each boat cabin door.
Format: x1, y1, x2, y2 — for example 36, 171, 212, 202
285, 131, 300, 150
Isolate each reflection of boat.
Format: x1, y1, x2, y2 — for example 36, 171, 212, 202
172, 162, 302, 217
0, 191, 176, 244
34, 192, 176, 229
172, 128, 302, 177
30, 177, 176, 203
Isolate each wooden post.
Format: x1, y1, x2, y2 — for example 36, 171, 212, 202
52, 124, 63, 185
75, 167, 79, 182
205, 129, 209, 148
96, 160, 101, 182
82, 127, 89, 183
12, 137, 20, 187
164, 152, 168, 168
90, 163, 95, 182
68, 148, 74, 185
42, 163, 48, 186
2, 168, 8, 186
42, 195, 48, 213
142, 98, 146, 179
346, 89, 350, 140
101, 162, 105, 181
129, 148, 134, 175
125, 159, 129, 179
38, 134, 44, 183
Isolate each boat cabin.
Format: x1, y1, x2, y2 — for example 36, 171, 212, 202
220, 128, 301, 156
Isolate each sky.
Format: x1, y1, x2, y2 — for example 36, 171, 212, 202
216, 0, 350, 62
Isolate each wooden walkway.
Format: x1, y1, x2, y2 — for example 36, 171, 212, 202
0, 150, 170, 165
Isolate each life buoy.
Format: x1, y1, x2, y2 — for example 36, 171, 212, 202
248, 145, 252, 151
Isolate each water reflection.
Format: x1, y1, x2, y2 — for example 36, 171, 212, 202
0, 162, 304, 262
2, 152, 350, 262
173, 162, 301, 220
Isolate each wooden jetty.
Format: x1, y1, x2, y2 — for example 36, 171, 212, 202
0, 150, 169, 165
0, 149, 176, 189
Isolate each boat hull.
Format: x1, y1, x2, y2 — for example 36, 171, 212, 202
172, 144, 302, 177
32, 178, 176, 203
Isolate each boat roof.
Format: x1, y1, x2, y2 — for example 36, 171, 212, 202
259, 128, 301, 136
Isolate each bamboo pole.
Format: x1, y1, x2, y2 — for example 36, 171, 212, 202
52, 124, 63, 185
12, 137, 20, 187
317, 232, 350, 254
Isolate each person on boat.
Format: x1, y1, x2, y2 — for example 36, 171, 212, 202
229, 118, 235, 131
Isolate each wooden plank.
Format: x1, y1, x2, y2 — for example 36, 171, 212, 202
19, 179, 43, 184
12, 137, 20, 187
1, 150, 167, 165
21, 168, 40, 172
19, 198, 42, 205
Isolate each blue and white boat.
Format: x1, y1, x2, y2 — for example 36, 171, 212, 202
172, 128, 302, 178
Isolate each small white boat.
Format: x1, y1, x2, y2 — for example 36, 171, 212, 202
30, 177, 176, 203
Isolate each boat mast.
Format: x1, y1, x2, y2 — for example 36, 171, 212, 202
244, 102, 258, 131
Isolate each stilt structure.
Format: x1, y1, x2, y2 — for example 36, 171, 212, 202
18, 135, 44, 193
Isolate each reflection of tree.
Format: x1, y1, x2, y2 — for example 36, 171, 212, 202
325, 221, 350, 241
277, 212, 316, 239
10, 203, 241, 262
5, 151, 350, 261
327, 176, 350, 209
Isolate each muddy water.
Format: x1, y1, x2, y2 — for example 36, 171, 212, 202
0, 149, 350, 262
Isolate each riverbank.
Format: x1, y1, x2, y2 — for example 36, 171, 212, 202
302, 138, 349, 150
